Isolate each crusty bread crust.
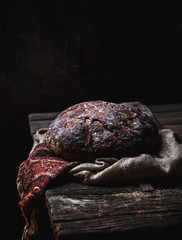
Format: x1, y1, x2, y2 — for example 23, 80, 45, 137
46, 100, 159, 162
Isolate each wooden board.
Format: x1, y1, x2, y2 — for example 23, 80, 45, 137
28, 102, 182, 239
46, 183, 182, 238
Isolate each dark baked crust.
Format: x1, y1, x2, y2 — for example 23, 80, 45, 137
45, 100, 159, 162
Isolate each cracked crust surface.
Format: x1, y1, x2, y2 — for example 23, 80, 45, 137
45, 100, 159, 162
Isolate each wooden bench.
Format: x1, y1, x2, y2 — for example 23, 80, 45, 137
28, 103, 182, 240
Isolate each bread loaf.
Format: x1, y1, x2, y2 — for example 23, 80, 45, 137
45, 100, 159, 162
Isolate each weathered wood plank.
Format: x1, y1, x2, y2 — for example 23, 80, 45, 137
154, 117, 182, 125
29, 120, 52, 135
46, 183, 182, 238
179, 133, 182, 140
153, 111, 182, 119
148, 103, 182, 112
162, 124, 182, 134
29, 112, 60, 121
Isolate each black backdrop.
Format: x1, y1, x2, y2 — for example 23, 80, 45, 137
1, 1, 182, 239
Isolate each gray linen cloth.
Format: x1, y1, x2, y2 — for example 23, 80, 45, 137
70, 128, 182, 183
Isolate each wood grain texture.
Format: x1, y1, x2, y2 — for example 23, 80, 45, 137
46, 183, 182, 238
148, 103, 182, 112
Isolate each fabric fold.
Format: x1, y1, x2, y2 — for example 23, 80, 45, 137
17, 143, 78, 240
70, 129, 182, 184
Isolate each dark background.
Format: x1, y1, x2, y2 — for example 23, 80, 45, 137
1, 0, 182, 239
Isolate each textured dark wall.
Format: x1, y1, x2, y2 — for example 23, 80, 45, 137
1, 1, 182, 239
